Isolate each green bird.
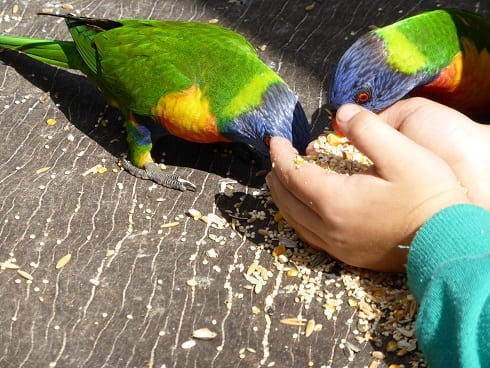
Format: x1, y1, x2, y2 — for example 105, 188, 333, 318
0, 13, 310, 191
329, 8, 490, 133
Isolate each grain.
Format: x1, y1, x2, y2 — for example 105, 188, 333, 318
386, 340, 398, 352
192, 328, 217, 340
206, 213, 227, 229
187, 208, 202, 220
271, 245, 286, 257
17, 270, 33, 280
181, 339, 196, 349
372, 351, 386, 360
280, 317, 307, 326
0, 261, 20, 270
55, 254, 72, 269
36, 166, 51, 174
200, 130, 423, 364
305, 4, 315, 11
82, 164, 104, 176
206, 248, 218, 258
305, 319, 316, 337
46, 118, 57, 126
306, 133, 372, 174
161, 221, 180, 228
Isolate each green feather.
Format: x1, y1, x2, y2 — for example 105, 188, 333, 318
0, 35, 85, 70
374, 10, 459, 75
374, 9, 490, 76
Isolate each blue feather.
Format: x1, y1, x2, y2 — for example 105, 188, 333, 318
221, 83, 310, 155
329, 33, 433, 112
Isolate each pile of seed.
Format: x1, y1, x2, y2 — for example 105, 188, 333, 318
215, 133, 426, 367
303, 133, 372, 174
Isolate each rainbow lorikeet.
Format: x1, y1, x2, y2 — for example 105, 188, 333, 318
329, 8, 490, 133
0, 13, 310, 191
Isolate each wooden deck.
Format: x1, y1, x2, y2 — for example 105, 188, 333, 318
0, 1, 486, 367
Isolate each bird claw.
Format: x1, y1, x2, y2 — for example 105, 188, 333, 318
120, 159, 196, 192
176, 177, 197, 192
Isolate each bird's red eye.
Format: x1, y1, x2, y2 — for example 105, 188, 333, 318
264, 136, 271, 147
355, 88, 372, 104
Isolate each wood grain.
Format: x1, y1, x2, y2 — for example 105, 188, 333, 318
0, 1, 486, 367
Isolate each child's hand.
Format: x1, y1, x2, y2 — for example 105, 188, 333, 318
267, 102, 470, 272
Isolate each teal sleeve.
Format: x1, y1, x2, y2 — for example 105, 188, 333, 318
407, 204, 490, 368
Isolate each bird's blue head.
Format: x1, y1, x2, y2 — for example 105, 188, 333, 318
221, 83, 311, 156
329, 32, 430, 115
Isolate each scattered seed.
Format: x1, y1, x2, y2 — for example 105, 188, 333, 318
187, 209, 202, 220
192, 328, 217, 340
206, 213, 227, 228
206, 248, 218, 258
243, 273, 259, 285
82, 165, 103, 176
46, 118, 57, 126
386, 340, 398, 352
372, 351, 386, 360
246, 262, 258, 275
305, 4, 315, 11
55, 254, 72, 269
258, 229, 269, 237
280, 317, 307, 326
0, 262, 20, 269
348, 298, 358, 307
17, 270, 33, 280
161, 222, 180, 228
272, 245, 286, 257
181, 339, 196, 349
40, 92, 50, 103
305, 319, 316, 337
36, 166, 51, 175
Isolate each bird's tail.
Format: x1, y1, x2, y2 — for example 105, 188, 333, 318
0, 35, 85, 70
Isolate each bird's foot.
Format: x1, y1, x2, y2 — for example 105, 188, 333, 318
120, 159, 196, 192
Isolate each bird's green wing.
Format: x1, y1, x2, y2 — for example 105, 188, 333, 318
375, 9, 490, 77
374, 10, 461, 76
79, 20, 282, 131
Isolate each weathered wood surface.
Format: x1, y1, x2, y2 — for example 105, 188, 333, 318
0, 1, 486, 367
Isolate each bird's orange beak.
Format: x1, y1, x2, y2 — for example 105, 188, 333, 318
331, 116, 344, 137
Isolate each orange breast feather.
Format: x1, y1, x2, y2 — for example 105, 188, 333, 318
152, 85, 230, 143
414, 37, 490, 117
